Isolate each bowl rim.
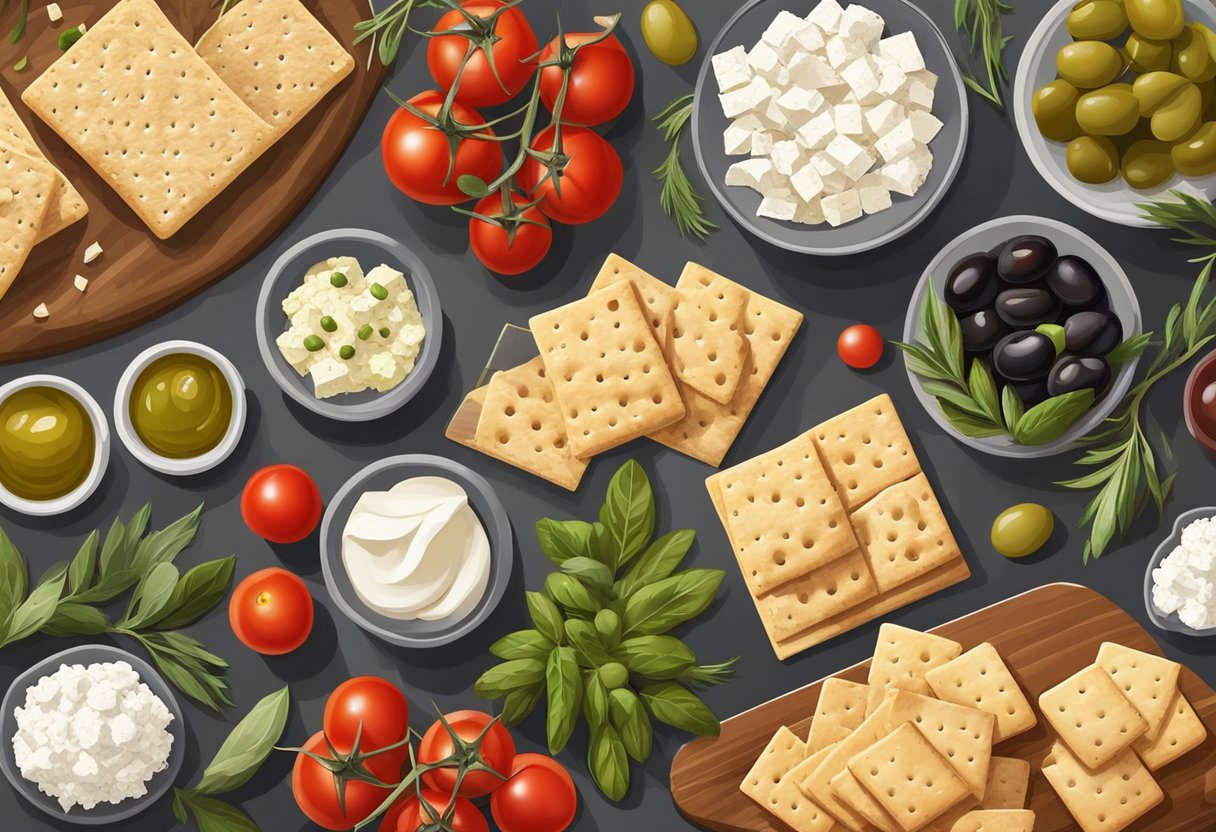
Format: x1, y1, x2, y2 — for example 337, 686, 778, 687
901, 214, 1143, 457
254, 228, 443, 423
690, 0, 970, 256
1182, 350, 1216, 454
112, 340, 247, 476
0, 375, 110, 517
0, 643, 187, 825
1143, 506, 1216, 637
319, 454, 514, 648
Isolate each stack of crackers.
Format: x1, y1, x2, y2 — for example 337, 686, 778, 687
706, 394, 970, 659
1039, 642, 1206, 832
741, 624, 1039, 832
446, 255, 804, 491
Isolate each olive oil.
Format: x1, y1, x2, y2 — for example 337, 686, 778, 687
130, 354, 232, 459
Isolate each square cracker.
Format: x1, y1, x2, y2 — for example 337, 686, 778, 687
925, 643, 1037, 744
850, 473, 962, 594
1096, 641, 1181, 741
866, 624, 962, 715
22, 0, 271, 239
848, 722, 971, 832
1038, 663, 1147, 770
195, 0, 355, 140
808, 720, 854, 755
945, 810, 1035, 832
815, 678, 870, 731
471, 357, 587, 491
980, 758, 1030, 810
530, 281, 684, 458
886, 691, 994, 799
0, 144, 56, 301
741, 726, 807, 807
762, 746, 840, 832
800, 693, 897, 832
587, 254, 677, 346
831, 767, 900, 832
1041, 742, 1163, 832
812, 394, 922, 511
1133, 688, 1207, 770
649, 264, 803, 467
669, 283, 749, 404
708, 429, 858, 595
0, 90, 87, 242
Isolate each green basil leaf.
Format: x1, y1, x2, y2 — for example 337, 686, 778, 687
500, 683, 544, 727
475, 658, 546, 699
892, 340, 955, 383
622, 569, 722, 637
1001, 385, 1025, 434
147, 555, 236, 631
535, 518, 596, 566
564, 619, 615, 668
144, 630, 229, 668
0, 527, 27, 625
121, 562, 179, 629
98, 514, 131, 580
185, 795, 258, 832
545, 572, 600, 620
920, 380, 991, 420
588, 725, 629, 801
40, 602, 109, 637
134, 632, 232, 711
639, 682, 720, 736
490, 629, 555, 660
545, 646, 582, 754
171, 789, 189, 825
560, 556, 614, 595
609, 688, 653, 762
526, 591, 565, 644
616, 635, 696, 679
191, 686, 290, 796
66, 530, 98, 597
599, 460, 655, 570
1107, 332, 1153, 365
133, 504, 203, 571
1013, 389, 1095, 445
582, 671, 610, 730
967, 359, 1002, 425
0, 568, 65, 646
937, 399, 1008, 438
594, 608, 622, 648
616, 529, 694, 598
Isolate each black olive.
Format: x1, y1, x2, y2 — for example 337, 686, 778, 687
993, 331, 1057, 381
944, 254, 999, 313
1047, 255, 1105, 309
1047, 355, 1111, 396
960, 308, 1009, 352
1064, 310, 1122, 356
1006, 377, 1051, 407
995, 288, 1063, 328
996, 235, 1057, 284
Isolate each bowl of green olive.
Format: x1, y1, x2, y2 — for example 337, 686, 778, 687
1014, 0, 1216, 227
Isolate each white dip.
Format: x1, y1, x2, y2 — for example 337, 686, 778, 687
1152, 515, 1216, 630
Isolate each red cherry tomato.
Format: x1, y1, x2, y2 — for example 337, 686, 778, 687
292, 731, 406, 831
490, 753, 577, 832
323, 677, 410, 756
394, 789, 489, 832
419, 710, 515, 797
538, 33, 635, 125
468, 193, 553, 274
382, 91, 503, 206
228, 568, 313, 655
837, 324, 885, 369
427, 0, 537, 108
517, 125, 622, 224
240, 464, 322, 543
378, 799, 410, 832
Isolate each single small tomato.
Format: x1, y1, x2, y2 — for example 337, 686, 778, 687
229, 567, 313, 655
837, 324, 885, 369
517, 125, 622, 224
241, 464, 322, 543
468, 193, 553, 275
419, 710, 515, 797
378, 800, 411, 832
538, 32, 635, 125
428, 0, 537, 108
292, 730, 405, 831
394, 789, 489, 832
324, 677, 410, 755
490, 753, 577, 832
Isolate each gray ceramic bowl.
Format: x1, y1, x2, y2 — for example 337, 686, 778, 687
1144, 506, 1216, 637
0, 645, 186, 825
903, 215, 1142, 457
691, 0, 968, 256
320, 455, 514, 648
255, 228, 443, 422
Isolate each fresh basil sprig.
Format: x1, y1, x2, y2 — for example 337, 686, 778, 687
475, 460, 736, 801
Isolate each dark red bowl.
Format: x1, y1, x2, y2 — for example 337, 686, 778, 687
1184, 350, 1216, 455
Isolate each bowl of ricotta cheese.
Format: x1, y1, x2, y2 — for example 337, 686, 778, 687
1146, 507, 1216, 637
320, 455, 513, 647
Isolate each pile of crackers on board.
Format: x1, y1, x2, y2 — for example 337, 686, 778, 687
741, 624, 1207, 832
0, 0, 354, 304
448, 254, 804, 490
708, 395, 970, 659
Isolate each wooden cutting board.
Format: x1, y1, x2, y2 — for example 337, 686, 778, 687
670, 583, 1216, 832
0, 0, 389, 364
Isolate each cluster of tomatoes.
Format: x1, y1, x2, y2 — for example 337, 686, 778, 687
291, 677, 578, 832
380, 0, 636, 275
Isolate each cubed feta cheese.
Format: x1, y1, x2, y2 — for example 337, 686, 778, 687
908, 109, 943, 143
771, 140, 802, 175
826, 134, 875, 181
880, 156, 926, 196
786, 53, 841, 89
825, 36, 864, 70
838, 5, 885, 46
906, 69, 939, 91
858, 182, 892, 214
875, 118, 917, 162
822, 189, 862, 226
725, 158, 773, 189
724, 122, 752, 156
833, 102, 863, 135
807, 0, 844, 34
907, 79, 935, 110
907, 143, 934, 177
761, 10, 805, 48
758, 194, 799, 221
864, 99, 905, 136
751, 130, 776, 157
841, 57, 880, 101
879, 31, 925, 72
795, 198, 826, 225
787, 20, 826, 56
875, 60, 908, 99
718, 75, 770, 119
777, 85, 825, 121
747, 41, 782, 78
712, 46, 752, 92
789, 163, 826, 202
795, 111, 836, 150
311, 358, 351, 398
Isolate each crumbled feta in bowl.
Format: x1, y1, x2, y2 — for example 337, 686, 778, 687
1147, 508, 1216, 635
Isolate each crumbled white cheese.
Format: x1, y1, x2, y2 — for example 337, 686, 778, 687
73, 274, 88, 293
46, 2, 62, 22
32, 303, 49, 320
82, 242, 103, 264
1153, 516, 1216, 630
76, 21, 85, 33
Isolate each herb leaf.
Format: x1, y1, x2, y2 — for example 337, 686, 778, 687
149, 555, 236, 631
545, 646, 582, 754
639, 682, 720, 736
599, 459, 656, 570
609, 688, 653, 762
615, 529, 694, 598
526, 591, 566, 645
188, 687, 290, 797
954, 0, 1014, 110
1014, 389, 1095, 445
588, 725, 629, 801
535, 518, 597, 566
622, 569, 723, 637
500, 683, 544, 727
490, 629, 555, 660
653, 94, 718, 239
181, 795, 259, 832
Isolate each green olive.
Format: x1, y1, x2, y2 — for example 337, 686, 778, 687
339, 345, 355, 360
1076, 84, 1142, 135
991, 503, 1054, 559
1172, 25, 1216, 83
1068, 135, 1121, 183
1133, 71, 1204, 140
640, 0, 697, 66
1057, 40, 1126, 89
1127, 0, 1185, 41
1067, 0, 1129, 40
1199, 77, 1216, 115
1034, 80, 1083, 141
1172, 121, 1216, 176
1121, 139, 1176, 188
304, 335, 325, 352
1124, 33, 1173, 73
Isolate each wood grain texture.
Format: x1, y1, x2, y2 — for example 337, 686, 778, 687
670, 583, 1216, 832
0, 0, 387, 364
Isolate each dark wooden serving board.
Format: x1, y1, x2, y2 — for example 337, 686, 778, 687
0, 0, 389, 364
670, 583, 1216, 832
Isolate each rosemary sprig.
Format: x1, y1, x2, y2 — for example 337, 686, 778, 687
1138, 190, 1216, 264
953, 0, 1014, 110
354, 0, 450, 66
653, 94, 717, 239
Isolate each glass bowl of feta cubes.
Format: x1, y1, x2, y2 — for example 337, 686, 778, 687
693, 0, 968, 255
1145, 507, 1216, 637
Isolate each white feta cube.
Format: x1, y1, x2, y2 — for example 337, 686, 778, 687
833, 102, 864, 135
822, 167, 848, 195
712, 46, 752, 93
822, 189, 862, 226
794, 199, 826, 225
789, 163, 826, 202
826, 134, 875, 180
875, 61, 908, 99
807, 0, 844, 34
879, 31, 925, 72
795, 111, 836, 150
786, 53, 841, 89
747, 41, 782, 78
771, 140, 803, 175
880, 156, 926, 196
858, 182, 892, 214
787, 20, 826, 56
875, 119, 917, 162
750, 130, 776, 157
907, 79, 935, 110
908, 110, 943, 143
825, 36, 863, 70
726, 158, 772, 189
311, 358, 352, 398
906, 69, 939, 91
841, 57, 880, 102
761, 96, 790, 131
907, 143, 934, 177
864, 100, 905, 136
761, 10, 805, 48
724, 122, 752, 155
839, 5, 885, 46
758, 194, 799, 221
718, 75, 770, 119
46, 2, 62, 22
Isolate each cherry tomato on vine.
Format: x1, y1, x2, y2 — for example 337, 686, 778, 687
428, 0, 538, 108
394, 789, 489, 832
468, 193, 553, 274
538, 32, 635, 125
324, 677, 410, 755
228, 568, 313, 655
241, 464, 322, 543
837, 324, 885, 369
490, 753, 578, 832
419, 710, 515, 797
378, 800, 410, 832
292, 731, 406, 831
517, 125, 622, 225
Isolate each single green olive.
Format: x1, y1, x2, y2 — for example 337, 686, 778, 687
1124, 33, 1173, 73
1172, 25, 1216, 83
1172, 121, 1216, 176
1133, 71, 1203, 140
329, 272, 348, 288
1067, 0, 1130, 41
339, 345, 355, 360
1121, 139, 1177, 188
357, 324, 373, 341
640, 0, 697, 66
369, 282, 388, 300
991, 503, 1054, 559
319, 315, 337, 333
1076, 84, 1142, 135
1126, 0, 1185, 41
1057, 40, 1126, 89
303, 335, 325, 352
1033, 80, 1083, 141
1067, 135, 1121, 183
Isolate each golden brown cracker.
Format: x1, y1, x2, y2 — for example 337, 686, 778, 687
0, 144, 56, 301
980, 758, 1030, 810
866, 624, 962, 715
0, 90, 86, 242
812, 394, 922, 511
587, 254, 677, 345
925, 643, 1037, 744
1041, 742, 1162, 832
741, 726, 808, 807
1038, 663, 1148, 770
885, 691, 994, 799
1132, 688, 1207, 771
848, 723, 971, 832
850, 473, 962, 594
1096, 641, 1181, 741
669, 283, 749, 404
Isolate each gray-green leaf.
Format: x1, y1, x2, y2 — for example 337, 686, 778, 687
1014, 389, 1095, 445
133, 504, 203, 571
146, 556, 236, 631
0, 527, 27, 624
66, 530, 99, 597
617, 635, 696, 679
190, 687, 290, 796
545, 646, 582, 754
475, 658, 546, 699
490, 629, 555, 660
640, 682, 720, 736
500, 684, 544, 727
40, 603, 109, 637
560, 556, 614, 596
121, 562, 179, 629
616, 529, 694, 598
609, 688, 653, 762
185, 795, 259, 832
588, 725, 630, 801
622, 569, 722, 636
545, 572, 600, 620
599, 460, 656, 570
526, 591, 565, 644
0, 568, 65, 647
535, 518, 596, 566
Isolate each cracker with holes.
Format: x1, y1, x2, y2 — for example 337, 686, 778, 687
1096, 641, 1180, 741
946, 810, 1035, 832
752, 550, 878, 643
830, 766, 901, 832
812, 393, 922, 511
1041, 742, 1163, 832
1132, 688, 1207, 770
21, 0, 271, 239
885, 691, 994, 799
0, 144, 56, 302
808, 720, 853, 755
800, 693, 897, 831
470, 357, 586, 491
760, 746, 840, 832
866, 624, 962, 715
1038, 663, 1148, 770
668, 283, 749, 405
814, 678, 869, 731
741, 726, 807, 807
588, 254, 677, 347
0, 90, 87, 242
196, 0, 354, 141
978, 757, 1030, 810
925, 643, 1037, 744
850, 473, 961, 594
529, 281, 684, 458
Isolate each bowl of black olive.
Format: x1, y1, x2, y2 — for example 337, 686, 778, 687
900, 215, 1142, 457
